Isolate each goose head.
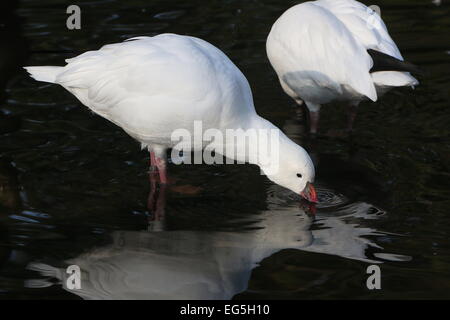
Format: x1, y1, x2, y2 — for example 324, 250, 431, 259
260, 140, 317, 203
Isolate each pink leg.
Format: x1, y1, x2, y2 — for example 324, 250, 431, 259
150, 151, 157, 167
305, 102, 321, 135
147, 182, 157, 213
147, 150, 167, 222
149, 148, 168, 184
154, 157, 168, 184
309, 111, 320, 134
347, 103, 358, 132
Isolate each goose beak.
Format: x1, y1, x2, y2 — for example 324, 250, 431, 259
300, 182, 318, 203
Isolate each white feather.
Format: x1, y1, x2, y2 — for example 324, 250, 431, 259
23, 66, 62, 83
314, 0, 418, 87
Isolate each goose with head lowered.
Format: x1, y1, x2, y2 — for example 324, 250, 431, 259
266, 0, 421, 134
24, 34, 317, 203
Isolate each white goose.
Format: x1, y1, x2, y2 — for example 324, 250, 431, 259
266, 0, 420, 134
25, 34, 317, 202
26, 200, 399, 300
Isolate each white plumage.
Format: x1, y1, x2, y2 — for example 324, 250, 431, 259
266, 0, 419, 133
25, 34, 317, 200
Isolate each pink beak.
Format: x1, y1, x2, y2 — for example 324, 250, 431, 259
300, 182, 318, 203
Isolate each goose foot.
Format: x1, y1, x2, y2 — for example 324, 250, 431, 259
300, 201, 317, 217
170, 185, 202, 195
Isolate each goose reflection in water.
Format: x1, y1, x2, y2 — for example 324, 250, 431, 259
26, 183, 410, 300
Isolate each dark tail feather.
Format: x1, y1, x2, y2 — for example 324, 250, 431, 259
367, 49, 423, 75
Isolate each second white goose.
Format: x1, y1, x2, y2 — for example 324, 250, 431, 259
266, 0, 420, 134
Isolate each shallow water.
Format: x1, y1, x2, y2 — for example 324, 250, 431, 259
0, 0, 449, 299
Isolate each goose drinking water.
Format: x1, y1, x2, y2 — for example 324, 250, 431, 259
25, 34, 317, 202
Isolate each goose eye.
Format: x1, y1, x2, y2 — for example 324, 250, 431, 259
296, 173, 302, 178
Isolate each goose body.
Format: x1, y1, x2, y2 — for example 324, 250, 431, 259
25, 34, 317, 201
27, 34, 255, 150
266, 0, 419, 133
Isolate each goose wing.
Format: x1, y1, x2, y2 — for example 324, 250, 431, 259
54, 34, 255, 136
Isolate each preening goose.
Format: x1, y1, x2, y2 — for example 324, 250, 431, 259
266, 0, 420, 134
25, 34, 317, 202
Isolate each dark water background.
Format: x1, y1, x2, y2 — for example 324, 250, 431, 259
0, 0, 449, 299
